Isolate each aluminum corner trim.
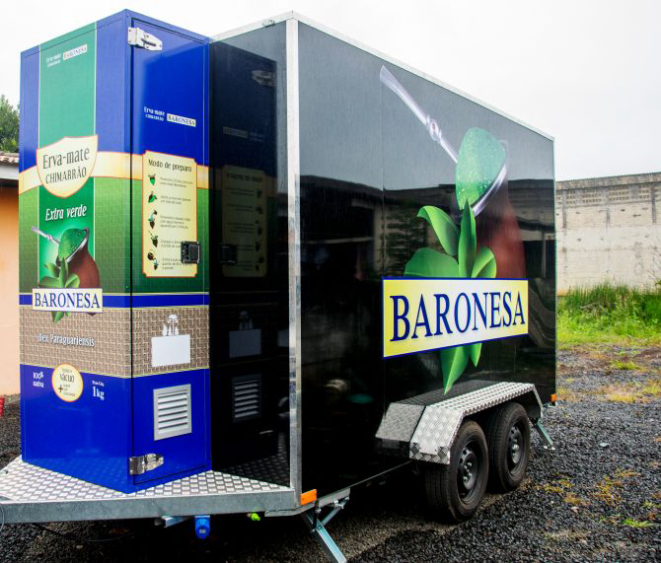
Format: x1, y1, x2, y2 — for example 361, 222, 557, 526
286, 17, 303, 501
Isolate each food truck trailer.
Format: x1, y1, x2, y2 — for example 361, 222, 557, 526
0, 10, 556, 562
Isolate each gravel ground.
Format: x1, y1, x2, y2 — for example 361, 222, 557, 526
1, 345, 659, 562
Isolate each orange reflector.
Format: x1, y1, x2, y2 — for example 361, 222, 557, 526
301, 489, 317, 505
551, 394, 557, 403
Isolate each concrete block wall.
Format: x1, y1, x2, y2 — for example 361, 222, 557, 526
556, 172, 661, 292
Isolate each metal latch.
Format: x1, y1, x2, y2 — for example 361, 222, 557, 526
128, 27, 163, 51
129, 453, 164, 475
219, 244, 237, 265
181, 241, 201, 264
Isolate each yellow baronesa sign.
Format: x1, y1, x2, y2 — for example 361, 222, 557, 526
383, 278, 529, 358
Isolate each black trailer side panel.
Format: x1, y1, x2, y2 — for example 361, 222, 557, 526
209, 25, 291, 483
297, 23, 555, 495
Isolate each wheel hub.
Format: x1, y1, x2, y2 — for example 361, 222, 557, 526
508, 424, 523, 468
458, 444, 479, 496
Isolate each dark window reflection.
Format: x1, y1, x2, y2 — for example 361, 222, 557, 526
209, 26, 289, 486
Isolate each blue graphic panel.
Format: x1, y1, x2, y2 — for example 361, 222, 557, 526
132, 369, 210, 485
96, 13, 130, 153
20, 365, 133, 492
130, 17, 210, 486
19, 11, 211, 493
19, 46, 39, 172
131, 18, 208, 165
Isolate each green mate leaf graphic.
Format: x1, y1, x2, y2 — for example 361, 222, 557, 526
59, 259, 67, 283
441, 346, 470, 394
457, 204, 477, 277
44, 262, 60, 278
469, 342, 482, 366
455, 127, 506, 210
404, 248, 459, 278
417, 206, 459, 256
65, 274, 80, 289
38, 276, 60, 289
471, 247, 497, 278
407, 203, 498, 393
37, 259, 80, 324
57, 228, 86, 261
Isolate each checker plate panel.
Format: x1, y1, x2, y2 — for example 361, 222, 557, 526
0, 457, 289, 503
411, 382, 541, 464
377, 382, 542, 465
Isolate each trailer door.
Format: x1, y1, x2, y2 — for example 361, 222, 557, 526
129, 17, 210, 485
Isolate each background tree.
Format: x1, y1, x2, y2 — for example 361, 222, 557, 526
0, 95, 19, 153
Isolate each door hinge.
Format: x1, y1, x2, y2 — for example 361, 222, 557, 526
128, 27, 163, 51
129, 453, 164, 475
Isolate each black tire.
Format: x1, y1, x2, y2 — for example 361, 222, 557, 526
485, 402, 531, 493
424, 420, 489, 523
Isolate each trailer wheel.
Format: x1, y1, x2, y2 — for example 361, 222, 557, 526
424, 420, 489, 523
485, 402, 531, 493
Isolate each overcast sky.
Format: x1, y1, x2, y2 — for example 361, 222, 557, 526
1, 0, 658, 181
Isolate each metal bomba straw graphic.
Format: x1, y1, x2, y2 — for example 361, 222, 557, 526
379, 66, 458, 163
31, 226, 60, 246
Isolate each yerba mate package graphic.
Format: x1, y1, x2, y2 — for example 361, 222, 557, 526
19, 12, 210, 492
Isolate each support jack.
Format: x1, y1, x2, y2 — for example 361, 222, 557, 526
534, 419, 555, 450
301, 498, 348, 563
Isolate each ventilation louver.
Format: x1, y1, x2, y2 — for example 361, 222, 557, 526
153, 384, 192, 440
232, 374, 261, 422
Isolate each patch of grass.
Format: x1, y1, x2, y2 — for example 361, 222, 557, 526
610, 359, 642, 371
594, 470, 639, 503
564, 492, 589, 507
596, 377, 661, 403
538, 478, 573, 495
622, 518, 653, 528
642, 378, 661, 397
595, 479, 621, 503
558, 284, 661, 346
614, 469, 639, 479
556, 386, 580, 403
538, 484, 590, 509
599, 513, 636, 527
601, 387, 638, 403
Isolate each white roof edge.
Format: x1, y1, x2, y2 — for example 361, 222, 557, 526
0, 161, 19, 181
211, 10, 295, 42
212, 12, 554, 142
